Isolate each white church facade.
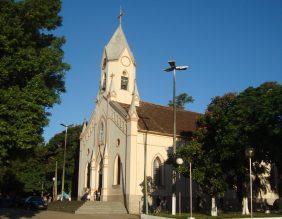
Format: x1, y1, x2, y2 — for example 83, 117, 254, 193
77, 20, 279, 214
77, 22, 200, 214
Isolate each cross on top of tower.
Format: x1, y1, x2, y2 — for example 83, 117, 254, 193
118, 7, 124, 26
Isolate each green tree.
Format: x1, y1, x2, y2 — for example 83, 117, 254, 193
0, 0, 70, 166
229, 82, 282, 197
168, 92, 194, 109
0, 146, 48, 195
44, 125, 82, 197
0, 125, 82, 196
178, 82, 282, 213
176, 94, 235, 214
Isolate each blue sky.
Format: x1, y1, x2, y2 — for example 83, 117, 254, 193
44, 0, 282, 142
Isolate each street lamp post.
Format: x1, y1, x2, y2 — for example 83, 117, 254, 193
49, 157, 58, 201
164, 60, 188, 215
245, 148, 255, 218
189, 160, 194, 219
60, 123, 72, 201
53, 177, 56, 201
176, 158, 184, 215
55, 160, 57, 200
176, 158, 194, 219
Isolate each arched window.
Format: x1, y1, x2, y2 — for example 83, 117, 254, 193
102, 73, 106, 91
99, 122, 104, 145
113, 155, 121, 185
85, 162, 91, 188
102, 58, 106, 70
121, 76, 128, 90
153, 157, 162, 186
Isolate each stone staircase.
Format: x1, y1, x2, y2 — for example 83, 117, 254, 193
75, 201, 128, 214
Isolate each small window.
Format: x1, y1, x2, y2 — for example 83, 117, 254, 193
102, 73, 106, 91
121, 76, 128, 90
102, 58, 106, 70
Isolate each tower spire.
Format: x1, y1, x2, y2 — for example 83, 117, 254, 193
118, 7, 124, 26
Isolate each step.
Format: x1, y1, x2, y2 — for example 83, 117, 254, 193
75, 201, 127, 214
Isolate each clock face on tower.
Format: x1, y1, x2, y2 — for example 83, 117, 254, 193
121, 56, 131, 67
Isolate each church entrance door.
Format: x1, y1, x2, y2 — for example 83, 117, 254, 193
98, 172, 103, 190
86, 162, 91, 188
98, 159, 103, 192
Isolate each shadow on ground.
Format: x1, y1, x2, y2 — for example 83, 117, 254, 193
47, 201, 84, 213
0, 208, 39, 219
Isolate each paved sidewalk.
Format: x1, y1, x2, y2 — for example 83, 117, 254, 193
0, 209, 140, 219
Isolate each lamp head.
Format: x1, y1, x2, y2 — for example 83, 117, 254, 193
175, 66, 189, 70
60, 123, 73, 128
176, 157, 184, 165
168, 60, 176, 68
164, 67, 174, 72
245, 147, 255, 158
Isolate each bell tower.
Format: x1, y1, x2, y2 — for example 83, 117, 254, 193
99, 13, 139, 106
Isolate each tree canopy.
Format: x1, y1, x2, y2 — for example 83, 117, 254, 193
0, 0, 70, 166
177, 82, 282, 201
0, 124, 82, 196
168, 92, 194, 110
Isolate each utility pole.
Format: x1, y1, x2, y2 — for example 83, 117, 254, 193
60, 123, 72, 201
164, 60, 188, 215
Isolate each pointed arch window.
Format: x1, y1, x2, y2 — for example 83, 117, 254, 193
102, 73, 106, 91
113, 155, 121, 185
121, 76, 128, 90
99, 122, 105, 145
85, 162, 91, 188
153, 157, 162, 186
102, 58, 106, 70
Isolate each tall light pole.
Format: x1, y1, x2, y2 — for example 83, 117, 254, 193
60, 123, 72, 201
245, 148, 255, 218
164, 60, 188, 215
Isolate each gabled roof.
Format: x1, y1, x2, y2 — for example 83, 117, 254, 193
115, 101, 202, 136
105, 25, 135, 64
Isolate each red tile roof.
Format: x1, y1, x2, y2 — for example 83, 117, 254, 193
117, 101, 201, 136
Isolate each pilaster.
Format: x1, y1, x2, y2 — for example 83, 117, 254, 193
102, 153, 109, 201
90, 160, 96, 200
126, 116, 138, 212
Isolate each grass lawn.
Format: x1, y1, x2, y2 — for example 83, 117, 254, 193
153, 212, 282, 218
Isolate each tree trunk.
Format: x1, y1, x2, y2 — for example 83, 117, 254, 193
211, 196, 218, 216
242, 197, 250, 215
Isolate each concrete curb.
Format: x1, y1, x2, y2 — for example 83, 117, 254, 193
141, 215, 168, 219
141, 214, 282, 219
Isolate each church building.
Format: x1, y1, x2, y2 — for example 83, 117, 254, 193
77, 19, 200, 214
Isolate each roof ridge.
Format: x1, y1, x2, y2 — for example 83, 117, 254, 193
140, 100, 201, 115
